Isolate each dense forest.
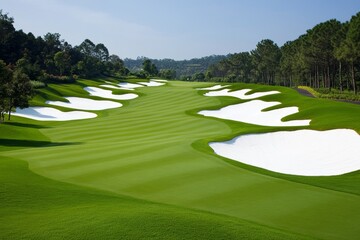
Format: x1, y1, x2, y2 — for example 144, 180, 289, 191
206, 12, 360, 95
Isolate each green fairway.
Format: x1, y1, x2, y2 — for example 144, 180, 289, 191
1, 78, 360, 239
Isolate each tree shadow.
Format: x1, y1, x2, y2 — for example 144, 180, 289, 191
0, 139, 81, 147
3, 122, 51, 129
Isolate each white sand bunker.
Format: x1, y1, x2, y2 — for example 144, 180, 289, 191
199, 100, 310, 127
151, 79, 168, 82
138, 80, 165, 87
197, 84, 230, 91
210, 129, 360, 176
100, 84, 131, 90
204, 88, 279, 99
118, 82, 144, 90
84, 87, 138, 100
12, 107, 96, 121
46, 97, 121, 110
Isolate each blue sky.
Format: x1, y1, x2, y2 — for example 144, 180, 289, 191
1, 0, 359, 60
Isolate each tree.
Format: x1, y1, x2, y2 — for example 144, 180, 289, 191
192, 72, 205, 81
54, 51, 71, 75
0, 60, 12, 122
251, 39, 281, 84
0, 58, 34, 121
305, 20, 342, 90
150, 63, 158, 76
344, 12, 360, 94
75, 39, 99, 77
0, 10, 18, 64
6, 68, 33, 120
159, 69, 176, 79
106, 54, 125, 75
142, 59, 152, 75
42, 32, 62, 74
95, 43, 109, 62
142, 59, 158, 76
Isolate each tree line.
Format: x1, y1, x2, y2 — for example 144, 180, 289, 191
0, 10, 128, 122
206, 12, 360, 94
124, 55, 227, 79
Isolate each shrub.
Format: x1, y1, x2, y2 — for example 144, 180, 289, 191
30, 80, 47, 89
38, 73, 76, 84
298, 86, 360, 101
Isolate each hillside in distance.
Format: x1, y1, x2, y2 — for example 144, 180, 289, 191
124, 55, 227, 78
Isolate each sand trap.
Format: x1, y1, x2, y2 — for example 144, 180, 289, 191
197, 85, 230, 90
210, 129, 360, 176
151, 79, 168, 82
12, 107, 96, 121
138, 80, 165, 87
46, 97, 122, 110
100, 84, 131, 90
199, 100, 310, 126
204, 88, 279, 99
118, 82, 144, 90
84, 87, 138, 100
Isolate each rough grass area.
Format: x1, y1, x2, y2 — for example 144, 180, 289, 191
298, 85, 360, 102
1, 78, 360, 239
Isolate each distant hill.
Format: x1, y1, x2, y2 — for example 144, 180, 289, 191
124, 55, 227, 78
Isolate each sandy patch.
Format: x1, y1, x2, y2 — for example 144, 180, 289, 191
199, 100, 310, 126
204, 88, 279, 99
118, 82, 144, 90
197, 85, 230, 90
84, 87, 138, 100
138, 80, 165, 87
12, 107, 96, 121
46, 97, 122, 110
151, 79, 168, 82
100, 84, 130, 90
210, 129, 360, 176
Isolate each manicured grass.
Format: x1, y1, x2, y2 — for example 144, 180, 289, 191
1, 157, 306, 240
1, 79, 360, 239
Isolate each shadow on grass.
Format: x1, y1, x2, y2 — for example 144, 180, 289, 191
3, 122, 50, 129
0, 139, 81, 147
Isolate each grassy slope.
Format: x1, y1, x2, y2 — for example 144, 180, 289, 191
1, 79, 360, 239
1, 156, 306, 240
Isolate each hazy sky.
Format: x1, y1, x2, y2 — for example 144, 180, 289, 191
1, 0, 359, 60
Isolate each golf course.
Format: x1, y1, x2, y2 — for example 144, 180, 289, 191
1, 78, 360, 239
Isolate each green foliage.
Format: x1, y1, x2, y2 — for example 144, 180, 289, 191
124, 55, 227, 78
0, 59, 33, 121
192, 72, 205, 81
38, 73, 75, 84
54, 51, 71, 75
159, 69, 176, 79
142, 59, 158, 77
30, 80, 47, 89
251, 39, 281, 84
299, 85, 360, 101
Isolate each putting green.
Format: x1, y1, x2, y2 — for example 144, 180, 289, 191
1, 79, 360, 239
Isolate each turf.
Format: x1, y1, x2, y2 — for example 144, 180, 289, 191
1, 79, 360, 239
